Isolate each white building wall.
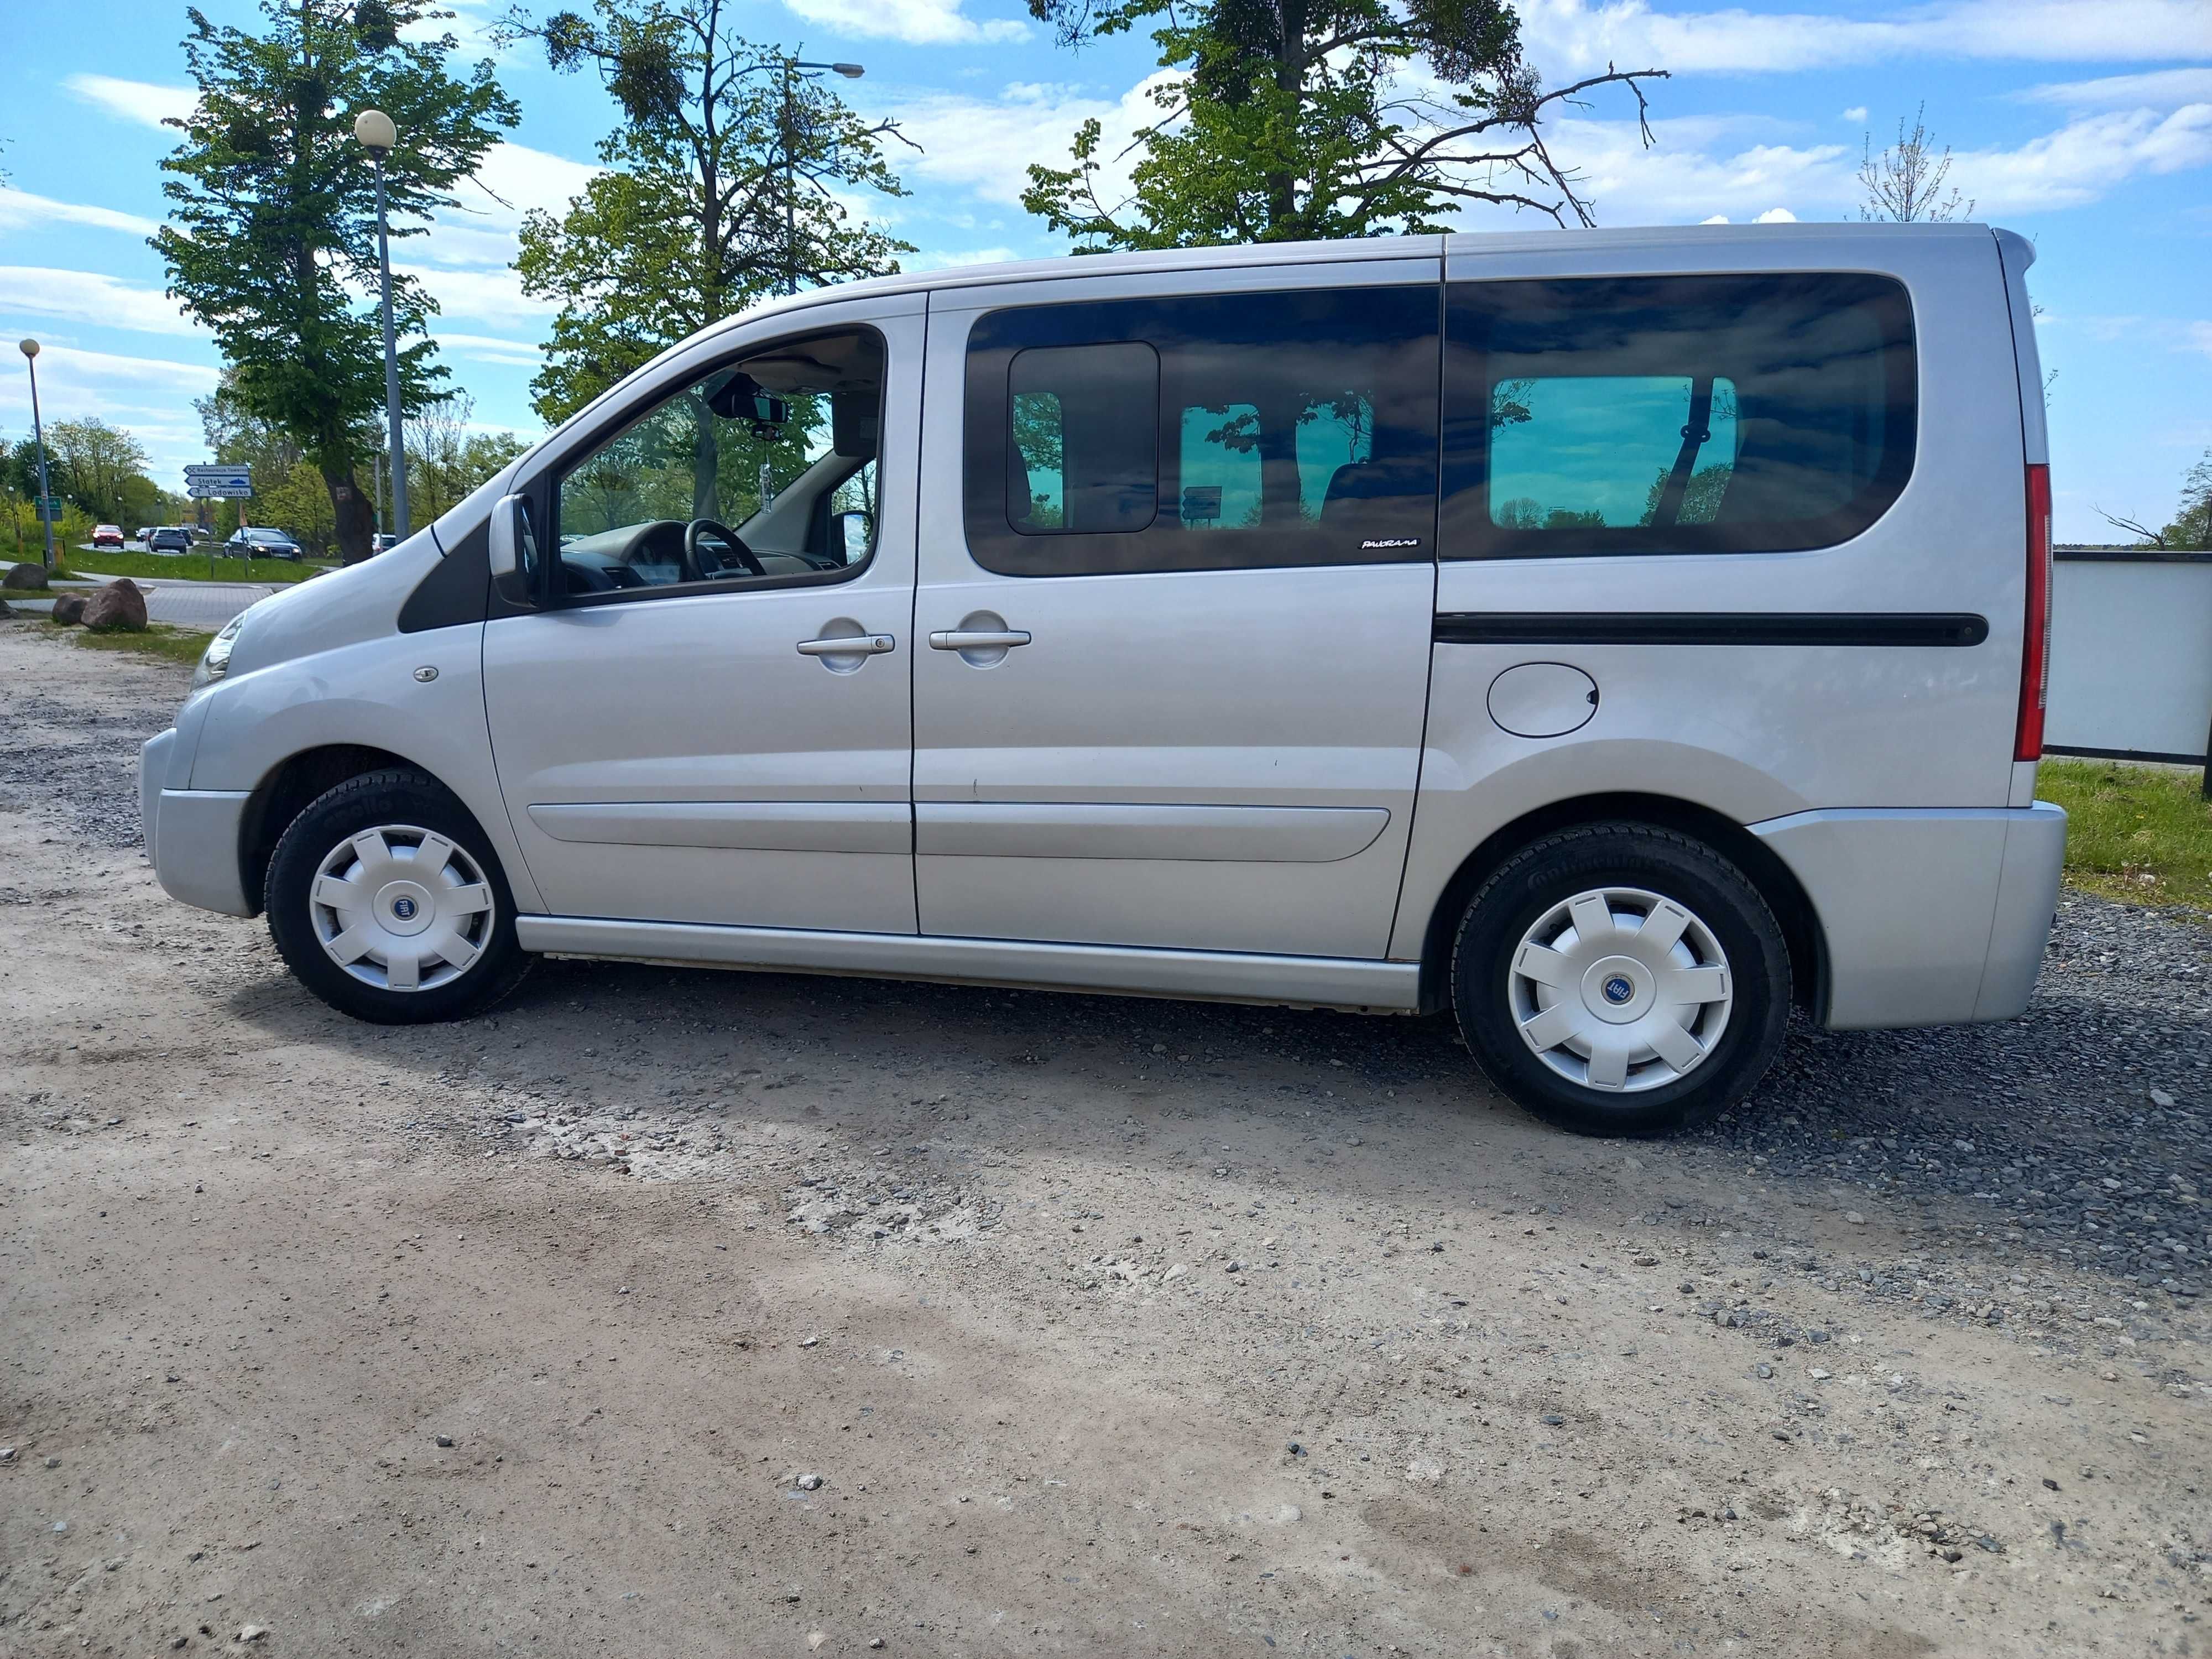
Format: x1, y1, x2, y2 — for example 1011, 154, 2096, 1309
2046, 555, 2212, 760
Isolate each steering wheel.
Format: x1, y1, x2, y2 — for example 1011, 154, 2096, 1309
686, 518, 765, 580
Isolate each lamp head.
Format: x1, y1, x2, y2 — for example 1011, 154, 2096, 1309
831, 62, 864, 77
18, 338, 38, 359
353, 108, 398, 153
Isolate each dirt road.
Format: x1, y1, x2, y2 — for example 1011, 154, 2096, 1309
3, 620, 2206, 1657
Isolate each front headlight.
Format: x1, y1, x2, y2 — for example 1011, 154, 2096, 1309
191, 614, 246, 689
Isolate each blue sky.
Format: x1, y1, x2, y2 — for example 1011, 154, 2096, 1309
2, 0, 2207, 541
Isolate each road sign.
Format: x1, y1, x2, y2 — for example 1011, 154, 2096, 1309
184, 463, 251, 499
33, 497, 62, 518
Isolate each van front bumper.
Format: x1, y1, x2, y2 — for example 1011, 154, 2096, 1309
1749, 803, 2066, 1030
140, 729, 254, 917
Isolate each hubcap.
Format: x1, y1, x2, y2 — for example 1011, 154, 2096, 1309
1506, 886, 1733, 1093
309, 825, 495, 992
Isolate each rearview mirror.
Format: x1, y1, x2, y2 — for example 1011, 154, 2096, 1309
488, 493, 538, 607
706, 373, 790, 431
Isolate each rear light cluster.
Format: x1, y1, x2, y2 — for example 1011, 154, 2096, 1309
2015, 463, 2053, 762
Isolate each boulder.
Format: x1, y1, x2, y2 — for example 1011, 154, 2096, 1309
50, 593, 88, 625
2, 562, 51, 592
81, 579, 148, 633
0, 596, 12, 618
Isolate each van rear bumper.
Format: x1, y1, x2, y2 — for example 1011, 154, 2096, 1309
1749, 804, 2066, 1030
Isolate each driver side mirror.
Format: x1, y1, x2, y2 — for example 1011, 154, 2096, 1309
488, 493, 539, 608
832, 509, 873, 562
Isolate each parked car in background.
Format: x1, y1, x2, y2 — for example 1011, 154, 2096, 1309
371, 533, 400, 554
188, 525, 212, 542
148, 526, 195, 554
92, 524, 124, 550
136, 526, 156, 547
138, 223, 2067, 1139
222, 527, 303, 561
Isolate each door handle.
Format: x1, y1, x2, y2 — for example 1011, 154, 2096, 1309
797, 633, 895, 657
927, 629, 1031, 651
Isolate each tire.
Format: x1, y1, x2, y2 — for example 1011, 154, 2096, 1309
264, 768, 533, 1025
1449, 823, 1790, 1137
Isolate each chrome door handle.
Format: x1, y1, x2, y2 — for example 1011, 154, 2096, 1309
928, 629, 1031, 650
797, 633, 895, 656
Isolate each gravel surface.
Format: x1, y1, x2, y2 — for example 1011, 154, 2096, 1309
5, 617, 2207, 1656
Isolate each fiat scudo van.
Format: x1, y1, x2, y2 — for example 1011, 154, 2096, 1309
140, 223, 2065, 1135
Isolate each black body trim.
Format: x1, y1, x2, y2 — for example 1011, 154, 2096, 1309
1433, 612, 1990, 648
2046, 743, 2209, 766
397, 521, 494, 633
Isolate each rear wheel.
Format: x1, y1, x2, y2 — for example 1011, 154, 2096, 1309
1450, 823, 1790, 1136
265, 769, 531, 1024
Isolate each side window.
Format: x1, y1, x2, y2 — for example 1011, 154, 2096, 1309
550, 326, 885, 598
963, 285, 1438, 576
1442, 274, 1914, 558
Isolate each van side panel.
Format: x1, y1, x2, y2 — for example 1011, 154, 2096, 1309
1392, 229, 2028, 968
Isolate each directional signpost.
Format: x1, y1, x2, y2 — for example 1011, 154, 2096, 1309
184, 465, 252, 577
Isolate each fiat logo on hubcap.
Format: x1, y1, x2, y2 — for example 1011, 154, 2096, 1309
392, 896, 419, 921
1603, 975, 1634, 1004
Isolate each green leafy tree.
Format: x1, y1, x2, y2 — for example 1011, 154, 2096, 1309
503, 1, 915, 428
400, 391, 533, 523
41, 419, 155, 524
502, 6, 912, 527
1021, 0, 1665, 250
154, 1, 519, 563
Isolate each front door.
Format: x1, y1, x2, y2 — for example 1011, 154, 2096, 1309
483, 300, 920, 932
911, 266, 1442, 958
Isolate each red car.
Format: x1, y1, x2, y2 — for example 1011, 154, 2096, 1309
92, 524, 124, 550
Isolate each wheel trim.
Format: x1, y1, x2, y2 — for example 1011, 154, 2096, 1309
308, 825, 495, 992
1507, 885, 1733, 1094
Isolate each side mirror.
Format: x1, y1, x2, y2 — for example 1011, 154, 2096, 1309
488, 493, 538, 607
832, 508, 873, 562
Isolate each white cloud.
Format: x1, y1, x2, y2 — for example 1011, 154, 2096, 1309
0, 187, 159, 238
1517, 0, 2212, 76
1842, 106, 1869, 123
782, 0, 1029, 46
1752, 206, 1798, 222
2018, 67, 2212, 109
1957, 105, 2212, 212
398, 262, 555, 328
459, 140, 601, 228
65, 73, 195, 129
0, 268, 201, 337
889, 76, 1173, 207
434, 330, 546, 367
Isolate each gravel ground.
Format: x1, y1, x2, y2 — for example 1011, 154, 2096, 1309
4, 617, 2207, 1657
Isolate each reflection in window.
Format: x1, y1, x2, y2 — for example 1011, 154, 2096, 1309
1489, 375, 1739, 530
1180, 403, 1261, 528
1296, 394, 1375, 521
1007, 342, 1159, 535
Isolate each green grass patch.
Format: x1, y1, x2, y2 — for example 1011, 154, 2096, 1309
67, 547, 333, 585
2040, 757, 2212, 915
34, 618, 215, 667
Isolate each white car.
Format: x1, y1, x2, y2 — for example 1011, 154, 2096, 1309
139, 224, 2065, 1136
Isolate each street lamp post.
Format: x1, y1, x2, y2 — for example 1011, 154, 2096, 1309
354, 108, 409, 547
780, 61, 864, 298
18, 338, 56, 569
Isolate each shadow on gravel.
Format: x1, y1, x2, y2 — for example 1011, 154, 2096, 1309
215, 886, 2210, 1296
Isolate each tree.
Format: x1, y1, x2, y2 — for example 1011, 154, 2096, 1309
1858, 103, 1973, 223
42, 419, 154, 523
502, 1, 914, 426
2100, 450, 2212, 552
1020, 0, 1665, 251
155, 1, 519, 564
401, 391, 532, 523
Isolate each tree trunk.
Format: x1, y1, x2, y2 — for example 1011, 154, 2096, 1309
324, 464, 375, 564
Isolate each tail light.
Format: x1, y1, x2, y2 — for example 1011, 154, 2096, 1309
2015, 463, 2053, 761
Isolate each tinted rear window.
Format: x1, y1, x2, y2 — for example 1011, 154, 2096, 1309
1442, 273, 1916, 557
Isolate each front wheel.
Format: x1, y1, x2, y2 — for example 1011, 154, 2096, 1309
1450, 824, 1790, 1136
264, 769, 533, 1024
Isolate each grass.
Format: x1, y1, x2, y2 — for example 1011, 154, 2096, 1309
61, 546, 333, 585
29, 617, 216, 667
2040, 757, 2212, 915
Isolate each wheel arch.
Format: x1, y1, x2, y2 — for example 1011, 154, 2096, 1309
237, 744, 432, 916
1410, 792, 1825, 1019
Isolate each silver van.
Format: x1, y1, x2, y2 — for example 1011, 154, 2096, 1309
139, 224, 2064, 1136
